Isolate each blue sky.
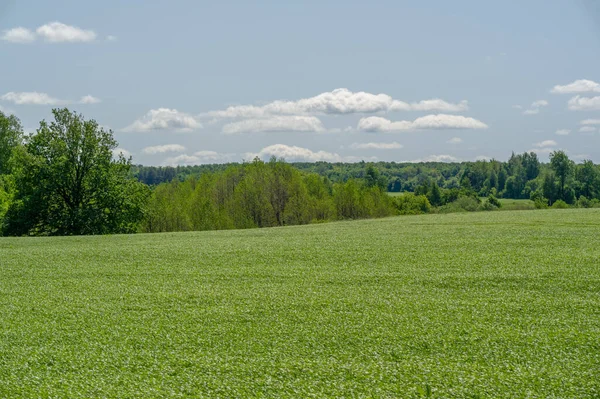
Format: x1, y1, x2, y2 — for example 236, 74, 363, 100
1, 0, 600, 165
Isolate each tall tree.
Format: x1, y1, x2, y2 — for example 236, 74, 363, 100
4, 108, 148, 236
0, 111, 23, 175
550, 150, 573, 202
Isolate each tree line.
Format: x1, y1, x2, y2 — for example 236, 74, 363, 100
1, 108, 599, 236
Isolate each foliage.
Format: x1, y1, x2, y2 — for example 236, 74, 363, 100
143, 159, 396, 232
551, 199, 570, 209
487, 194, 501, 208
0, 111, 23, 175
3, 109, 149, 236
393, 193, 431, 215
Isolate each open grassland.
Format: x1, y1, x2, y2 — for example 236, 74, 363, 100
1, 210, 599, 398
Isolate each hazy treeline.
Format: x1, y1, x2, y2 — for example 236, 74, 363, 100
133, 153, 600, 207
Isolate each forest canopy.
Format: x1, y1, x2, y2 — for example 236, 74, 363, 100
1, 108, 599, 236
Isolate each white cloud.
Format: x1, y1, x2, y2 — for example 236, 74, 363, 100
531, 100, 549, 107
551, 79, 600, 94
579, 126, 596, 133
124, 108, 202, 132
194, 151, 235, 163
162, 154, 202, 166
112, 147, 132, 159
162, 151, 234, 166
447, 137, 462, 144
222, 116, 325, 134
567, 95, 600, 111
248, 144, 344, 162
475, 155, 491, 161
534, 140, 557, 148
0, 91, 64, 105
512, 105, 523, 110
36, 22, 96, 43
581, 119, 600, 125
349, 142, 403, 150
204, 88, 469, 119
403, 99, 469, 112
79, 95, 101, 104
1, 27, 36, 43
358, 114, 488, 132
555, 129, 571, 136
522, 99, 548, 115
142, 144, 186, 155
106, 35, 117, 42
408, 154, 461, 163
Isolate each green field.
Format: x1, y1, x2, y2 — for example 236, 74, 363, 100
1, 210, 599, 398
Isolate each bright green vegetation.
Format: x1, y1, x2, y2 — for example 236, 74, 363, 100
497, 198, 536, 211
1, 210, 599, 398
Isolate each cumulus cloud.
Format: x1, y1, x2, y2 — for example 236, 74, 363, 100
2, 22, 99, 43
36, 22, 96, 43
162, 151, 235, 166
248, 144, 344, 162
194, 151, 235, 163
204, 88, 469, 119
358, 114, 488, 132
124, 108, 202, 132
1, 27, 36, 43
349, 142, 403, 150
79, 95, 101, 104
534, 140, 557, 148
551, 79, 600, 94
555, 129, 570, 136
567, 95, 600, 111
447, 137, 462, 144
579, 126, 596, 133
475, 155, 492, 161
222, 116, 325, 134
0, 91, 64, 105
106, 35, 117, 42
142, 144, 186, 155
162, 154, 202, 166
522, 99, 548, 115
581, 119, 600, 125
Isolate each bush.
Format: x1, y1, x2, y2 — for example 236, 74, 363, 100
487, 194, 502, 208
394, 193, 431, 215
577, 195, 591, 208
534, 198, 548, 209
551, 200, 569, 209
480, 200, 498, 211
438, 196, 480, 213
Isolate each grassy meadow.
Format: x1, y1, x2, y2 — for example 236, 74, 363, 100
1, 209, 599, 398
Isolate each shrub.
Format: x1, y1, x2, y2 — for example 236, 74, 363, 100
551, 200, 569, 209
438, 196, 480, 213
534, 198, 548, 209
487, 194, 502, 208
394, 193, 431, 215
577, 195, 591, 208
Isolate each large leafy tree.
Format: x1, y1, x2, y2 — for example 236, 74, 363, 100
4, 108, 148, 236
550, 150, 573, 202
0, 111, 23, 175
